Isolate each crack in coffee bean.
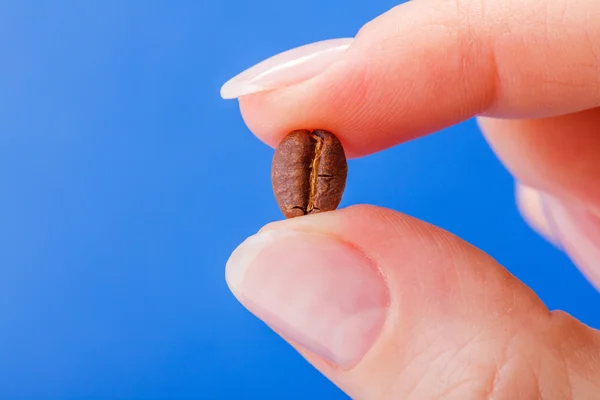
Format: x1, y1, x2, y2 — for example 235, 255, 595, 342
307, 133, 323, 213
271, 129, 347, 219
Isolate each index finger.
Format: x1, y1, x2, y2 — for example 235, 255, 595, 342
221, 0, 600, 157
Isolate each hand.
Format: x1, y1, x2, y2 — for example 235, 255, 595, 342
221, 0, 600, 398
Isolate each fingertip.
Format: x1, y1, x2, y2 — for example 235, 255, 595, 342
237, 68, 381, 157
234, 0, 495, 156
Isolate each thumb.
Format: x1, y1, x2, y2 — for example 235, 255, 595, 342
225, 206, 600, 399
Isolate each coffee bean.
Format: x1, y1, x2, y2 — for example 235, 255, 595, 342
271, 129, 348, 219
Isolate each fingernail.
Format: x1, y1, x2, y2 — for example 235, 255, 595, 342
225, 229, 389, 368
541, 195, 600, 290
515, 183, 561, 247
220, 38, 354, 99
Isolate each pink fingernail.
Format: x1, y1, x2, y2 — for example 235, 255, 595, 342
220, 38, 354, 99
541, 195, 600, 290
225, 229, 389, 368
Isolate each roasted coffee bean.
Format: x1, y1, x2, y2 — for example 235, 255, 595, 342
271, 129, 348, 219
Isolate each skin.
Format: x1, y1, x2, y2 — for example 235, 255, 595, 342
234, 0, 600, 397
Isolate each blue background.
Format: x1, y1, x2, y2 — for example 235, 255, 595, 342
0, 1, 598, 399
